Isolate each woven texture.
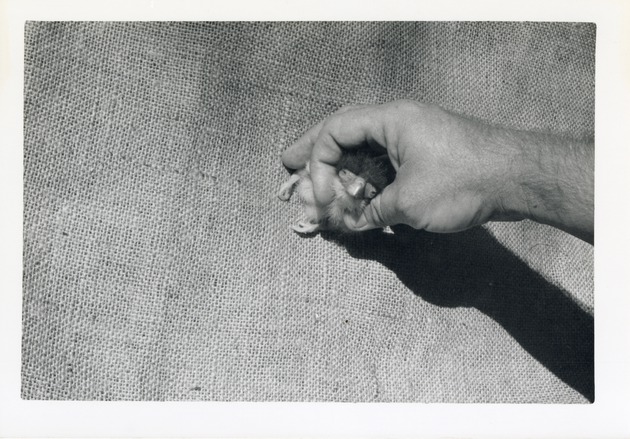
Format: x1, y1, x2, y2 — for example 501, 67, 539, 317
22, 22, 595, 402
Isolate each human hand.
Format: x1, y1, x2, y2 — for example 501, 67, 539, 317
281, 100, 593, 242
282, 100, 522, 233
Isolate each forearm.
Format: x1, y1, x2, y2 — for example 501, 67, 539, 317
494, 127, 594, 244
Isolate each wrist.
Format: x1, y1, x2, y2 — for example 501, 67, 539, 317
491, 128, 594, 243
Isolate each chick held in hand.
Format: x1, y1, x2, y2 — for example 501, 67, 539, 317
278, 149, 394, 234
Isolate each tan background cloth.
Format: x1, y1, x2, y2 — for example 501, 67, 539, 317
22, 22, 594, 402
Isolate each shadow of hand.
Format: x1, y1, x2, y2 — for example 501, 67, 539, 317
324, 226, 594, 402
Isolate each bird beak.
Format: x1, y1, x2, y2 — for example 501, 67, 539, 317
347, 178, 366, 198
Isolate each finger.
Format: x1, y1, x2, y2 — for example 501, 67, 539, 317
281, 120, 324, 170
280, 104, 368, 170
312, 106, 388, 165
343, 180, 402, 231
309, 105, 389, 207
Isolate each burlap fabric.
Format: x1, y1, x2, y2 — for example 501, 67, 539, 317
22, 22, 595, 402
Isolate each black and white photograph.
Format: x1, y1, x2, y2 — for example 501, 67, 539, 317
2, 1, 630, 438
21, 19, 595, 403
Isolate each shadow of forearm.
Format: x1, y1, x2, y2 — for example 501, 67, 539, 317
328, 226, 594, 402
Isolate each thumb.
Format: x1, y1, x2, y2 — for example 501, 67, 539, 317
344, 182, 400, 231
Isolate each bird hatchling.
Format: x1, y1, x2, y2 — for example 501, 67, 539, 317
278, 148, 394, 234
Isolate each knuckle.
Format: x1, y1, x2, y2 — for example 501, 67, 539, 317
315, 121, 342, 157
390, 99, 424, 115
320, 116, 343, 140
322, 115, 339, 131
382, 100, 426, 128
334, 104, 363, 115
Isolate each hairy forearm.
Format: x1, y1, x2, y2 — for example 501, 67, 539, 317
281, 101, 594, 240
493, 127, 594, 244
